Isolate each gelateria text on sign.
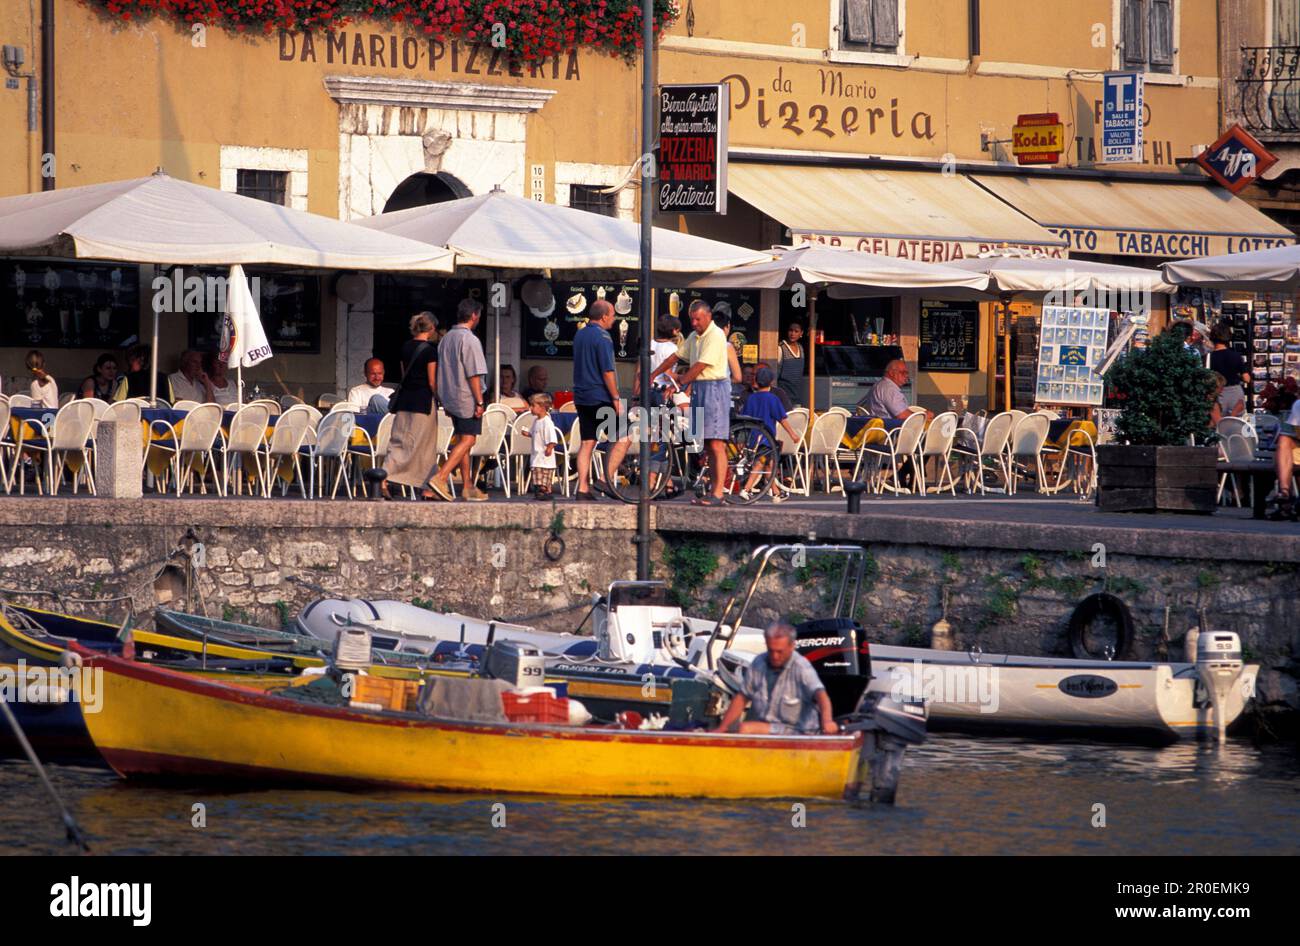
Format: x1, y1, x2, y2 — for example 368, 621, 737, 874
658, 83, 729, 214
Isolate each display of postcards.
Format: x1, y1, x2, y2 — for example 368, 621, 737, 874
1040, 345, 1053, 363
1051, 365, 1065, 380
1254, 353, 1271, 367
1049, 382, 1063, 400
1232, 327, 1248, 340
1254, 323, 1270, 337
1254, 380, 1269, 393
1271, 311, 1287, 323
1254, 339, 1270, 351
1271, 325, 1286, 337
1065, 328, 1079, 344
1271, 338, 1286, 352
1286, 352, 1300, 364
1037, 383, 1050, 400
1271, 353, 1286, 365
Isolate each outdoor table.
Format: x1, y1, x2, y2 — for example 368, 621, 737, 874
552, 412, 578, 435
1047, 419, 1073, 442
9, 406, 56, 438
845, 415, 903, 437
1216, 460, 1276, 520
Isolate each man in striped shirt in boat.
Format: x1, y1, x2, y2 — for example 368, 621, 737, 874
713, 622, 837, 735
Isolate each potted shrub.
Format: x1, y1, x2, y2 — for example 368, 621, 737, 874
1097, 329, 1219, 513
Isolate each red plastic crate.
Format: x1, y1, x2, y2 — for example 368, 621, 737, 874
502, 690, 571, 724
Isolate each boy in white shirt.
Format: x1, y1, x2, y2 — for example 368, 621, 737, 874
523, 392, 559, 500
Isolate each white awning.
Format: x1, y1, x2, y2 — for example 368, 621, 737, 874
971, 174, 1295, 258
725, 163, 1067, 261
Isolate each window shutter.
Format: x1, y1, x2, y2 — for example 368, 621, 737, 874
843, 0, 873, 44
1122, 0, 1147, 69
871, 0, 901, 49
1149, 0, 1174, 69
1276, 0, 1300, 45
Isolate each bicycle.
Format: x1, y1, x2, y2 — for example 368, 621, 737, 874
605, 401, 779, 505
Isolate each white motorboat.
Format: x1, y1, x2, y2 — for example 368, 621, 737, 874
293, 544, 1257, 743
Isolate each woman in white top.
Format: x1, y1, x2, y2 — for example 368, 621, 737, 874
26, 350, 58, 409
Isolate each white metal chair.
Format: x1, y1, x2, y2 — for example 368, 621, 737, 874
555, 416, 583, 497
348, 412, 394, 497
327, 402, 363, 416
172, 399, 202, 412
223, 402, 272, 497
1217, 417, 1258, 453
856, 412, 923, 495
952, 411, 1014, 494
1007, 413, 1050, 494
8, 394, 33, 408
1041, 419, 1099, 496
280, 395, 304, 410
317, 393, 344, 410
20, 400, 98, 496
1217, 433, 1257, 507
777, 407, 810, 495
249, 398, 282, 417
58, 392, 75, 408
805, 410, 848, 495
914, 411, 959, 495
505, 412, 536, 496
0, 400, 14, 494
471, 405, 512, 493
150, 403, 226, 497
312, 410, 356, 499
260, 405, 313, 498
558, 401, 577, 414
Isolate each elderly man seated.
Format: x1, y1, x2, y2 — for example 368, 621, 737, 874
858, 358, 932, 422
347, 358, 396, 413
712, 621, 837, 735
168, 349, 213, 403
520, 365, 549, 401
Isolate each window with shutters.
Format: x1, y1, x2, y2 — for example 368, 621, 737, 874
1120, 0, 1175, 75
840, 0, 901, 52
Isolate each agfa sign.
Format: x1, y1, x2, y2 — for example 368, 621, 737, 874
1196, 124, 1278, 194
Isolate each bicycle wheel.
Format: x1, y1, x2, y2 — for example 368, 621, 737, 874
606, 441, 676, 503
722, 420, 778, 503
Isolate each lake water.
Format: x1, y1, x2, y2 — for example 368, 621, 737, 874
4, 735, 1298, 855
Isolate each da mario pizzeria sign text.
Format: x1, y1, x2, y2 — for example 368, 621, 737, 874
658, 83, 729, 214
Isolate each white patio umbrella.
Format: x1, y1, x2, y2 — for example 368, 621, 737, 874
221, 265, 274, 406
945, 255, 1175, 295
356, 187, 771, 401
1161, 242, 1300, 292
673, 244, 992, 411
0, 172, 454, 402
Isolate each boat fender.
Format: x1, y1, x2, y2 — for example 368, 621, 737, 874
1067, 593, 1134, 660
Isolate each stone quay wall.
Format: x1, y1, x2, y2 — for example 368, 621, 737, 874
0, 498, 1296, 728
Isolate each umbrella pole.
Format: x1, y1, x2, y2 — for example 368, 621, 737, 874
1002, 296, 1012, 411
237, 364, 243, 407
807, 289, 819, 415
150, 290, 161, 406
635, 0, 655, 583
492, 274, 500, 404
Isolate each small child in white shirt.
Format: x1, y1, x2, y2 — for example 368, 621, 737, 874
523, 392, 559, 500
26, 350, 58, 409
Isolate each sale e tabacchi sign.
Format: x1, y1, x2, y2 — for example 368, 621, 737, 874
658, 83, 729, 214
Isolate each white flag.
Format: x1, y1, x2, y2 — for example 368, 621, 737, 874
221, 264, 273, 369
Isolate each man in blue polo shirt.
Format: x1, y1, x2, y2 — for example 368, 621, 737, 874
572, 299, 632, 501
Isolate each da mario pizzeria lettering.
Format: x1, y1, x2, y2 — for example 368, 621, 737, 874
278, 31, 581, 80
719, 67, 935, 142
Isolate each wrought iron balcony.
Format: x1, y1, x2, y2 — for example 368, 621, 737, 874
1239, 45, 1300, 140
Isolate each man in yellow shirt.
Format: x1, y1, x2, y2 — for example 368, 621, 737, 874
677, 300, 732, 505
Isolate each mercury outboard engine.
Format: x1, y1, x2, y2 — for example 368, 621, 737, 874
793, 618, 872, 717
1196, 630, 1245, 743
794, 618, 926, 805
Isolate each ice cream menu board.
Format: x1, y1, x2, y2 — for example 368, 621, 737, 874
658, 83, 729, 214
1, 261, 139, 349
521, 282, 642, 361
918, 300, 980, 371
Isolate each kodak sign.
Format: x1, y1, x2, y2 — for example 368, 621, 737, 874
1013, 113, 1065, 166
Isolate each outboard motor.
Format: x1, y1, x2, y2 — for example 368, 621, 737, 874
794, 618, 872, 717
482, 640, 547, 689
1196, 630, 1246, 743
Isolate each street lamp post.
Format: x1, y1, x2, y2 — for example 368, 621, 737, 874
636, 0, 655, 582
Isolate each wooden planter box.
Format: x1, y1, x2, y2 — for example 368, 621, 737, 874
1096, 445, 1219, 514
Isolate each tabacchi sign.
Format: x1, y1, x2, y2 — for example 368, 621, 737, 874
658, 83, 729, 214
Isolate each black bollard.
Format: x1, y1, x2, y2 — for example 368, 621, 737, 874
844, 480, 869, 515
363, 467, 388, 501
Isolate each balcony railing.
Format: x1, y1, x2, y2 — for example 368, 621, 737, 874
1239, 45, 1300, 139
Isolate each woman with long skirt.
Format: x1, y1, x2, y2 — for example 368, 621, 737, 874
382, 312, 440, 500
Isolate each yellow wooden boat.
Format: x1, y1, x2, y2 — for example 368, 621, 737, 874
76, 648, 866, 799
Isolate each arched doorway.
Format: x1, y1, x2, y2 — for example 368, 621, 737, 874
381, 172, 471, 213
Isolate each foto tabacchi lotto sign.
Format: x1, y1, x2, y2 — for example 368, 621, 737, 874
1102, 71, 1144, 164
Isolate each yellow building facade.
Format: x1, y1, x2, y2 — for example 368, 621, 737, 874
0, 0, 1290, 408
